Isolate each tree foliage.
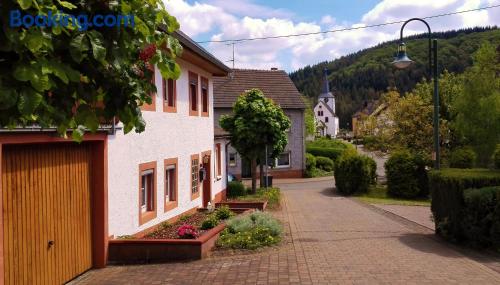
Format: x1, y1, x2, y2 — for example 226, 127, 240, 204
0, 0, 182, 141
452, 43, 500, 166
290, 27, 500, 128
220, 89, 291, 193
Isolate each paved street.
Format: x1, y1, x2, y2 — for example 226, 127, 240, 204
72, 178, 500, 284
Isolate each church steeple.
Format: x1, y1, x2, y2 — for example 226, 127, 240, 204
322, 68, 330, 94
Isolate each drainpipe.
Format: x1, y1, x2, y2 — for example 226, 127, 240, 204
224, 140, 231, 200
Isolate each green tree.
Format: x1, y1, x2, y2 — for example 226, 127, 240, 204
0, 0, 182, 141
302, 96, 316, 136
220, 89, 291, 193
452, 43, 500, 166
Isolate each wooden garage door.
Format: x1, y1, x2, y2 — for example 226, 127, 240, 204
1, 143, 93, 285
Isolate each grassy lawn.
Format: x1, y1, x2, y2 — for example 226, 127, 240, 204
354, 185, 431, 206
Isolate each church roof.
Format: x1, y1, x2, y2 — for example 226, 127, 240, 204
318, 68, 334, 99
318, 100, 335, 116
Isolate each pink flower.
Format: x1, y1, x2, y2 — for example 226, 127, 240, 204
177, 224, 199, 239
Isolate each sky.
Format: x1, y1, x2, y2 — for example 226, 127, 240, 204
164, 0, 500, 72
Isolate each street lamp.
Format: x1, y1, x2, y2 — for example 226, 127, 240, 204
392, 18, 440, 169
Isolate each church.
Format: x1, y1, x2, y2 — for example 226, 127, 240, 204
314, 68, 340, 137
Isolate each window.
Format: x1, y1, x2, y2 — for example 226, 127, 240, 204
325, 117, 329, 123
141, 66, 156, 111
163, 78, 176, 112
215, 143, 222, 178
228, 153, 237, 167
189, 72, 198, 116
317, 111, 324, 116
275, 152, 291, 168
201, 77, 209, 116
139, 161, 157, 225
191, 154, 200, 200
164, 158, 178, 212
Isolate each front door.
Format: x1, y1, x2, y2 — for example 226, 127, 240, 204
202, 155, 211, 207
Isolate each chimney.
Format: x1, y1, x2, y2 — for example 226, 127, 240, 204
270, 67, 278, 71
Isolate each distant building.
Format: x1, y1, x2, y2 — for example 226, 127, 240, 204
313, 69, 339, 137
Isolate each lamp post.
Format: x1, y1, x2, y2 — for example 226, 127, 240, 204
392, 18, 440, 169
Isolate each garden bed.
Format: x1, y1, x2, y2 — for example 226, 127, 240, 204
216, 201, 267, 211
108, 208, 245, 264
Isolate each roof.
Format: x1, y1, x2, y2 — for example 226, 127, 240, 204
319, 100, 335, 116
352, 101, 379, 118
213, 69, 306, 109
214, 126, 230, 138
173, 31, 230, 76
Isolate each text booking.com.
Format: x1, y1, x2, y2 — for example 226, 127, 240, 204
9, 10, 135, 31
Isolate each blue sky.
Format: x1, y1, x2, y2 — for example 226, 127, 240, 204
166, 0, 500, 71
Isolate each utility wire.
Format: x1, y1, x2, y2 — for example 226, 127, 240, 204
196, 4, 500, 44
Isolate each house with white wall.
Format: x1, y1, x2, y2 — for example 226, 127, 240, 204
314, 69, 339, 138
107, 31, 231, 236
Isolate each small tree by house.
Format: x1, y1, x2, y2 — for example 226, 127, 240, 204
220, 89, 291, 194
0, 0, 182, 141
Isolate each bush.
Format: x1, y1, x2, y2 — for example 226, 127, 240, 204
219, 211, 282, 249
385, 150, 429, 199
316, 156, 334, 172
215, 205, 234, 220
200, 214, 219, 230
334, 150, 374, 195
449, 147, 476, 168
306, 146, 344, 162
305, 153, 317, 177
363, 156, 377, 184
493, 144, 500, 169
429, 168, 500, 241
461, 187, 500, 247
227, 181, 246, 198
260, 187, 281, 208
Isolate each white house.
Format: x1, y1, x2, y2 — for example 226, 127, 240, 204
314, 68, 339, 137
107, 31, 231, 236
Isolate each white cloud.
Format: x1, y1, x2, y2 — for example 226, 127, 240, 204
164, 0, 500, 71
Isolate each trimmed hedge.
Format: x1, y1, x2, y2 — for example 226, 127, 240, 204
227, 181, 246, 198
493, 144, 500, 169
334, 151, 376, 195
430, 168, 500, 241
305, 153, 316, 178
385, 150, 429, 199
316, 156, 334, 172
306, 146, 344, 162
449, 148, 476, 169
461, 187, 500, 248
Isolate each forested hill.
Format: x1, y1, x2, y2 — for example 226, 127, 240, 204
289, 27, 500, 129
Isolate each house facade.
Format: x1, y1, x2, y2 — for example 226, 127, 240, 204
0, 31, 230, 284
214, 69, 306, 179
314, 69, 339, 138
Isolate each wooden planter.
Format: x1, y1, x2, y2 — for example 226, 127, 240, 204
216, 201, 267, 211
108, 223, 225, 264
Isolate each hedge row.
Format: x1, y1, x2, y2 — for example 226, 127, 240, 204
430, 168, 500, 243
306, 146, 344, 162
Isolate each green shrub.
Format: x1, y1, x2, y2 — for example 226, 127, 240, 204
215, 205, 234, 220
200, 214, 219, 230
429, 168, 500, 241
450, 148, 476, 168
259, 187, 281, 208
334, 150, 373, 195
316, 156, 334, 172
385, 150, 429, 199
491, 191, 500, 250
306, 146, 344, 162
219, 211, 282, 249
227, 181, 246, 198
461, 187, 500, 247
363, 156, 377, 184
307, 138, 351, 149
493, 144, 500, 169
305, 153, 316, 171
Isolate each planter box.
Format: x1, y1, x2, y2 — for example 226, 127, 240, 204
108, 223, 225, 264
216, 201, 267, 211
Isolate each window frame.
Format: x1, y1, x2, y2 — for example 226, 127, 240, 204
189, 71, 199, 116
141, 65, 156, 112
164, 158, 178, 212
138, 161, 157, 225
163, 78, 177, 113
325, 116, 329, 123
201, 77, 209, 117
228, 152, 237, 167
275, 152, 291, 169
190, 154, 200, 200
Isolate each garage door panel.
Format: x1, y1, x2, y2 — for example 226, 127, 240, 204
2, 144, 93, 285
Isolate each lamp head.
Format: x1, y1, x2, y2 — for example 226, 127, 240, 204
392, 42, 414, 69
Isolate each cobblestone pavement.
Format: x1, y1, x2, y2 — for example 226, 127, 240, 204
71, 179, 500, 285
373, 204, 434, 230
